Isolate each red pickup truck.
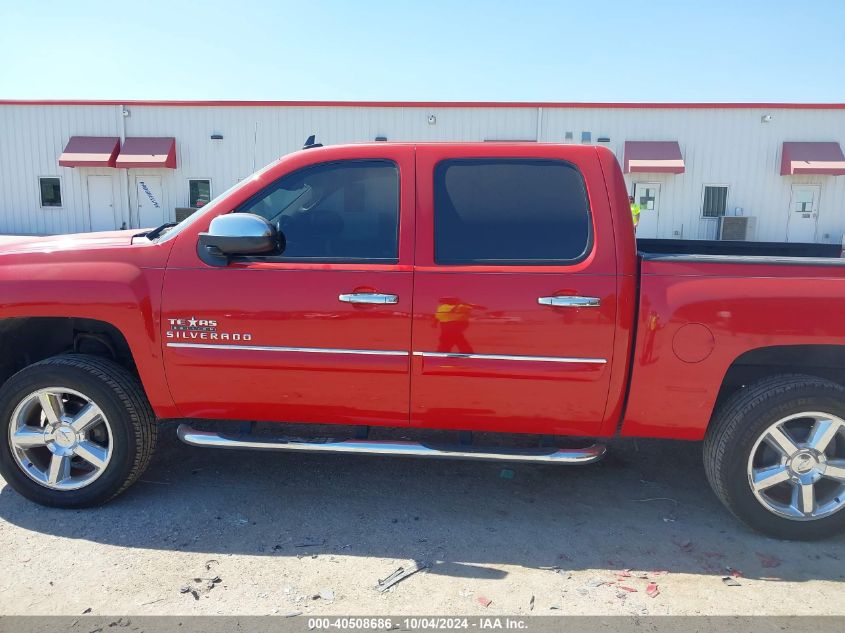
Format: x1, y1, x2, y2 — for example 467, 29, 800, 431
1, 142, 844, 540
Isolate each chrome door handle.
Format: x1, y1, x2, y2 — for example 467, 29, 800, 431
538, 296, 601, 308
339, 293, 399, 305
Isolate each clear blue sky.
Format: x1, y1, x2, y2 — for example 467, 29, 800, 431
1, 0, 843, 102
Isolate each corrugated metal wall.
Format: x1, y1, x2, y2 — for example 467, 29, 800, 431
0, 103, 843, 242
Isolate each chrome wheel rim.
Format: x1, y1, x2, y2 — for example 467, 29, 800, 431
748, 412, 845, 521
8, 387, 113, 491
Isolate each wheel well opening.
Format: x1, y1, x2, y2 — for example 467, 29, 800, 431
717, 345, 845, 409
0, 317, 135, 387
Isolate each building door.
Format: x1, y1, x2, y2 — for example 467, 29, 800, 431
633, 182, 660, 238
787, 185, 820, 243
136, 176, 165, 228
87, 176, 116, 231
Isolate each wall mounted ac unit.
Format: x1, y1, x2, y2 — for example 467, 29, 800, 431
719, 216, 756, 241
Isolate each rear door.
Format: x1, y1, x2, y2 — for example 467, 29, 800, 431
410, 145, 618, 436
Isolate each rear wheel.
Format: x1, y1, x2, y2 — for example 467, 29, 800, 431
704, 374, 845, 540
0, 355, 157, 508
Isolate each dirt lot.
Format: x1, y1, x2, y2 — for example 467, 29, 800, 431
0, 425, 843, 616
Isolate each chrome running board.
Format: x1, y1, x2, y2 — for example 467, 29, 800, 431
176, 424, 606, 465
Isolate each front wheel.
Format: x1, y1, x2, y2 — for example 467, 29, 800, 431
704, 374, 845, 540
0, 355, 157, 508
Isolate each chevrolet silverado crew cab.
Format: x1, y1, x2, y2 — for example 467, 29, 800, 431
1, 142, 844, 541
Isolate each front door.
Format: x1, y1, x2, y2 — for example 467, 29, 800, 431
633, 182, 660, 237
136, 176, 165, 228
161, 147, 415, 426
787, 185, 820, 243
410, 146, 618, 437
87, 176, 116, 231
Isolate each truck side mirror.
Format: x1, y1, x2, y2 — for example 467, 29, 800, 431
197, 213, 284, 266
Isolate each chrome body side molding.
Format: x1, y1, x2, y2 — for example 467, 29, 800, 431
167, 343, 606, 364
167, 343, 409, 356
412, 351, 607, 364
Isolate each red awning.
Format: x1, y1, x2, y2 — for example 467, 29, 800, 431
780, 142, 845, 176
623, 141, 685, 174
115, 137, 177, 169
58, 136, 121, 167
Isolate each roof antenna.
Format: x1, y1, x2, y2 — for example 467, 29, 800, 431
303, 135, 323, 149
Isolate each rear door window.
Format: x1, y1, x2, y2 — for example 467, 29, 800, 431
433, 158, 591, 265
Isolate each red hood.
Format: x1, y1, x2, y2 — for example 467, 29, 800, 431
0, 230, 140, 255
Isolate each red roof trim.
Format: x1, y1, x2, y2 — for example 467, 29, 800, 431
58, 136, 121, 168
115, 137, 176, 169
1, 99, 844, 110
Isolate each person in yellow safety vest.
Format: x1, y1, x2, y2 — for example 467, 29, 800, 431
629, 195, 641, 231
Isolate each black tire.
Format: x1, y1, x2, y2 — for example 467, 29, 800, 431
0, 354, 157, 508
704, 374, 845, 540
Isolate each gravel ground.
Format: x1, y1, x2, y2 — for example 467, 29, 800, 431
0, 425, 843, 616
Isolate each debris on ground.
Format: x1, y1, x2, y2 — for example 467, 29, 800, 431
140, 598, 164, 606
82, 608, 92, 614
295, 537, 326, 548
499, 469, 515, 480
282, 611, 302, 618
757, 553, 782, 568
477, 596, 493, 608
193, 575, 222, 591
180, 573, 221, 600
633, 497, 679, 522
618, 585, 637, 593
375, 561, 428, 593
539, 565, 572, 579
312, 588, 335, 602
722, 576, 741, 587
726, 567, 743, 578
179, 586, 199, 600
646, 582, 660, 598
529, 594, 535, 611
585, 579, 607, 588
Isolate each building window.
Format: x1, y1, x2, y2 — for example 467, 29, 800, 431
189, 179, 212, 208
39, 177, 62, 207
702, 185, 728, 218
433, 158, 591, 265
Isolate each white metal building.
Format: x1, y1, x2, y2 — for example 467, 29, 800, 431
0, 100, 843, 243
